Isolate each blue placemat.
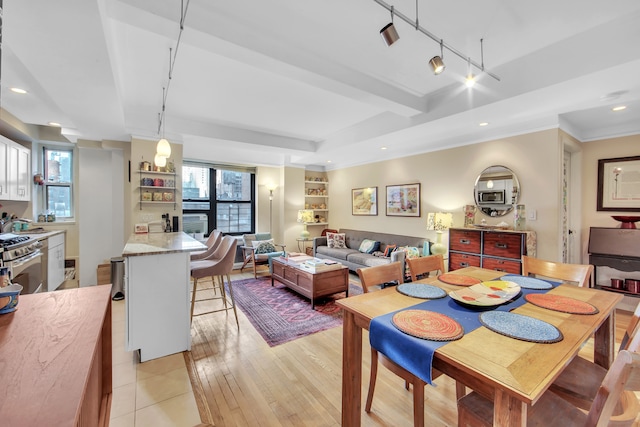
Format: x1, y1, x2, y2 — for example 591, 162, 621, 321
369, 279, 557, 385
479, 311, 563, 343
397, 283, 446, 299
501, 274, 553, 290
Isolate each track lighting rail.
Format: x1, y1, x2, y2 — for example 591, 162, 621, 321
373, 0, 500, 81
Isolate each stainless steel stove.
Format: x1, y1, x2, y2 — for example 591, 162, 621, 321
0, 233, 44, 294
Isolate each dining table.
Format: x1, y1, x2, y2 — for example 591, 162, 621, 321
336, 266, 623, 427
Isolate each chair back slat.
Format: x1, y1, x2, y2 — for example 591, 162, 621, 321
406, 255, 445, 282
357, 262, 404, 293
522, 255, 593, 287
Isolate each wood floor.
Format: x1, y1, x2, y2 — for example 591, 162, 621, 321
185, 269, 637, 427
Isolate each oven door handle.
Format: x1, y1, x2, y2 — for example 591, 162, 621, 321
12, 250, 42, 268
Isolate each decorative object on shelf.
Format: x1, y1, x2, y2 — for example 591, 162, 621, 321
427, 212, 453, 255
463, 205, 476, 227
140, 161, 151, 171
297, 209, 314, 239
352, 187, 378, 215
422, 240, 430, 256
33, 173, 44, 186
386, 183, 420, 217
514, 204, 526, 230
597, 155, 640, 212
611, 216, 640, 229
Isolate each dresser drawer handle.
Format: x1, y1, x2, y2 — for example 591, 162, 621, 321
493, 268, 507, 272
460, 262, 470, 268
460, 239, 471, 245
495, 243, 508, 249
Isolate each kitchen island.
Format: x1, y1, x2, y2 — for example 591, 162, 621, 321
122, 232, 205, 362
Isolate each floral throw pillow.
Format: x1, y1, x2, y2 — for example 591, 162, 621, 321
327, 232, 346, 249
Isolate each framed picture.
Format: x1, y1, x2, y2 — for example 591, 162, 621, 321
352, 187, 378, 215
134, 223, 149, 234
597, 156, 640, 212
386, 183, 421, 217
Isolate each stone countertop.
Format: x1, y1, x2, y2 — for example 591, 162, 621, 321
10, 228, 65, 241
122, 232, 206, 257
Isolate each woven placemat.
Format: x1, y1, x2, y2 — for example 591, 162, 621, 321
500, 274, 553, 290
479, 311, 563, 343
525, 294, 599, 315
397, 283, 446, 299
392, 310, 464, 341
438, 273, 481, 287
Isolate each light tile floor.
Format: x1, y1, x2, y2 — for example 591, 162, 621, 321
109, 299, 201, 427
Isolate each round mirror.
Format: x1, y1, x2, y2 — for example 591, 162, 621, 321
474, 165, 520, 217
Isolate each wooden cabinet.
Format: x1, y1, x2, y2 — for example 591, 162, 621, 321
0, 286, 112, 426
589, 227, 640, 296
0, 135, 31, 201
448, 228, 536, 274
48, 232, 66, 291
304, 174, 329, 228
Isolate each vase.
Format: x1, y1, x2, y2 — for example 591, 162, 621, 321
463, 205, 476, 227
430, 231, 446, 255
514, 204, 526, 231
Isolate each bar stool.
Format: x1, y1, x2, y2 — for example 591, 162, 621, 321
191, 230, 222, 261
190, 235, 239, 327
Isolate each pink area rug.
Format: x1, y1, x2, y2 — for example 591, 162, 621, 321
229, 277, 362, 347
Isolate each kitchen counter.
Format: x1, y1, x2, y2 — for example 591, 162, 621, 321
123, 231, 204, 256
123, 231, 205, 362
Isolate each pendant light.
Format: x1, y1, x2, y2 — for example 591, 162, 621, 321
156, 87, 172, 158
465, 57, 476, 87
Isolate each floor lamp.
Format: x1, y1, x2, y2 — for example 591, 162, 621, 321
267, 184, 277, 233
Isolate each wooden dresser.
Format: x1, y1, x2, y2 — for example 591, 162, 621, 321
448, 227, 537, 274
0, 286, 112, 426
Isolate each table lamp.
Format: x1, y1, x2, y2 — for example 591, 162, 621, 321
297, 209, 314, 239
427, 212, 453, 255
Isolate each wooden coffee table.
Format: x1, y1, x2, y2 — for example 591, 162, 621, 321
271, 257, 349, 309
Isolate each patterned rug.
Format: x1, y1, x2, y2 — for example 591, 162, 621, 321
229, 276, 362, 346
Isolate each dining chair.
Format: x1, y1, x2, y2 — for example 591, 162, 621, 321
357, 262, 463, 426
190, 230, 222, 261
406, 254, 445, 282
457, 349, 640, 427
190, 235, 239, 327
240, 233, 286, 278
522, 255, 594, 287
548, 301, 640, 413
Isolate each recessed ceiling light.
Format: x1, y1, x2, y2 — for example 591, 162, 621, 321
327, 160, 332, 163
479, 122, 489, 127
381, 146, 387, 150
612, 105, 627, 112
10, 87, 27, 94
48, 122, 62, 127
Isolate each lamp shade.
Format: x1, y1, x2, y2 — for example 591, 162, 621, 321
156, 138, 171, 157
297, 209, 314, 224
427, 212, 453, 231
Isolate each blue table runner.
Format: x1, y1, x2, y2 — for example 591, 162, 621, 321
369, 282, 556, 385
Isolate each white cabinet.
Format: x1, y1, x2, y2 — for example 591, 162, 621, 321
0, 135, 31, 201
47, 233, 66, 291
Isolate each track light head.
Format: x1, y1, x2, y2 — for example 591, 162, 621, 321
429, 56, 445, 74
465, 73, 476, 87
380, 22, 399, 46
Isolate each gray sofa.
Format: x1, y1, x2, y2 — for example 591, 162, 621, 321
312, 228, 428, 274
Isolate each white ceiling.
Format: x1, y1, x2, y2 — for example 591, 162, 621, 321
2, 0, 640, 170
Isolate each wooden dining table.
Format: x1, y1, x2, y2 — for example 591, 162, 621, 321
336, 267, 623, 427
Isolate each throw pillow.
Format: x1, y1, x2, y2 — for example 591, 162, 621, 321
252, 238, 274, 248
397, 246, 421, 259
358, 239, 380, 254
254, 241, 277, 254
327, 232, 346, 249
383, 244, 397, 257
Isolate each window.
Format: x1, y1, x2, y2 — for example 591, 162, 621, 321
43, 147, 73, 219
182, 163, 255, 235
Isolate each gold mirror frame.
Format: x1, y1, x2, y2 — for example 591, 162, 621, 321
473, 165, 520, 217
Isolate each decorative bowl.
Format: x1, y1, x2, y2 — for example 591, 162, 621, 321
611, 216, 640, 229
0, 284, 24, 314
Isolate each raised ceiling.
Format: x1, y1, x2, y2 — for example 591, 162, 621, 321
2, 0, 640, 170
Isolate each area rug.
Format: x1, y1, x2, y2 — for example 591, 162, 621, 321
228, 277, 362, 346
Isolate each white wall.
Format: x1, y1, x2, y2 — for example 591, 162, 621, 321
78, 146, 124, 286
327, 129, 562, 261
